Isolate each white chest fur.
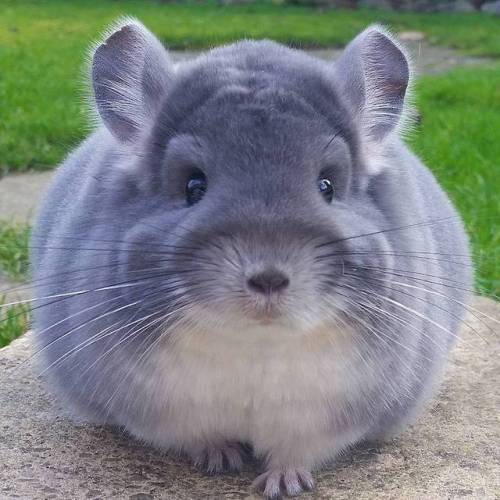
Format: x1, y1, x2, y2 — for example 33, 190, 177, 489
123, 321, 373, 467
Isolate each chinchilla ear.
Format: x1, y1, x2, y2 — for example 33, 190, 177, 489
91, 18, 173, 143
335, 25, 412, 173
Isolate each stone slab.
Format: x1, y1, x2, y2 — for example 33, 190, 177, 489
0, 297, 498, 499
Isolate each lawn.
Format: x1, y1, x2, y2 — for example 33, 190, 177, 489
409, 64, 500, 298
0, 0, 499, 172
0, 222, 30, 281
0, 297, 29, 348
0, 222, 31, 347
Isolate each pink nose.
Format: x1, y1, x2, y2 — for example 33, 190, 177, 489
247, 269, 290, 295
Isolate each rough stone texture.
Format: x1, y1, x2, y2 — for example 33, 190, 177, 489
0, 297, 498, 499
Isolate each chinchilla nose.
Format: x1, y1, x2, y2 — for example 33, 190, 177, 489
247, 269, 290, 295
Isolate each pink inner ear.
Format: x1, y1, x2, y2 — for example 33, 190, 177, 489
335, 25, 412, 148
91, 18, 173, 143
360, 28, 410, 142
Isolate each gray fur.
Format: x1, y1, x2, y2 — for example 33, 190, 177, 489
31, 20, 472, 498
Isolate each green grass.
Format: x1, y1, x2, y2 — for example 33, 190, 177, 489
0, 297, 29, 348
1, 0, 500, 172
0, 222, 30, 281
409, 64, 500, 297
0, 222, 31, 347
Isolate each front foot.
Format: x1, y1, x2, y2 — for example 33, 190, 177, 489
191, 442, 249, 474
252, 467, 315, 498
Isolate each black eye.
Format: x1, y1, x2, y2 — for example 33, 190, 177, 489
186, 171, 207, 206
318, 177, 334, 203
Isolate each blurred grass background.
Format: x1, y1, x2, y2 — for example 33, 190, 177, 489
409, 64, 499, 296
0, 298, 29, 348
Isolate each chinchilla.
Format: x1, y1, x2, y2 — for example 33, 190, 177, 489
31, 18, 473, 498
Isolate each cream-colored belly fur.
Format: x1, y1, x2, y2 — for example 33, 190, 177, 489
125, 321, 372, 468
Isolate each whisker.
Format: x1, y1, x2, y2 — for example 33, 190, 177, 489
316, 250, 473, 268
350, 285, 472, 347
0, 252, 210, 298
347, 271, 498, 333
101, 299, 197, 416
0, 266, 201, 309
322, 130, 342, 151
352, 264, 498, 302
344, 275, 487, 345
315, 215, 460, 249
15, 278, 202, 375
38, 300, 143, 376
28, 274, 216, 370
85, 312, 172, 410
327, 281, 453, 354
23, 243, 199, 257
75, 309, 168, 383
329, 287, 435, 362
30, 233, 202, 252
0, 269, 201, 342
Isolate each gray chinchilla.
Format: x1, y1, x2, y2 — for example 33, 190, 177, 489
31, 18, 473, 498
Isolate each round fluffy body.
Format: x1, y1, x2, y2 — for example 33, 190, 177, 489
32, 21, 472, 497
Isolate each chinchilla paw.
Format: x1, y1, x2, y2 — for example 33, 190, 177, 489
191, 442, 249, 474
251, 466, 315, 498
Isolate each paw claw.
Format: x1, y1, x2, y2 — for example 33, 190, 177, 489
297, 468, 315, 491
207, 447, 224, 473
252, 467, 315, 498
192, 442, 247, 474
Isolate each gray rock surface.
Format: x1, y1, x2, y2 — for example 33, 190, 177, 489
0, 297, 498, 499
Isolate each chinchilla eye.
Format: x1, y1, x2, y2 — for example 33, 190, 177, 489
318, 177, 334, 203
186, 171, 207, 206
